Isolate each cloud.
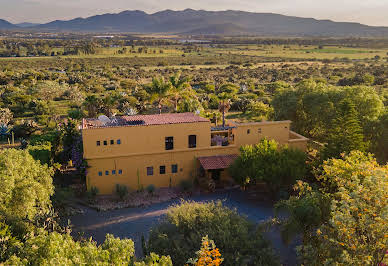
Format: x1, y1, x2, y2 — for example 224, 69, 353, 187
0, 0, 387, 26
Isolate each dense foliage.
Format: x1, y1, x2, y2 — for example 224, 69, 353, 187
0, 149, 54, 223
229, 139, 307, 196
4, 232, 135, 265
276, 151, 388, 265
147, 200, 279, 266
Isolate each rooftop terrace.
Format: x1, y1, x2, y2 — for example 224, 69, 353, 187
82, 113, 209, 129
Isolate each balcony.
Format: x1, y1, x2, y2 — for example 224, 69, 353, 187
211, 126, 235, 147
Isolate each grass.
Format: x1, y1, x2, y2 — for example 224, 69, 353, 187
3, 44, 387, 62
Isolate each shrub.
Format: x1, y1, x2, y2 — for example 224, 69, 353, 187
86, 186, 99, 203
134, 253, 172, 266
5, 231, 135, 265
229, 139, 307, 195
146, 184, 155, 194
180, 179, 193, 191
147, 201, 279, 266
187, 236, 223, 266
115, 184, 128, 200
0, 149, 54, 222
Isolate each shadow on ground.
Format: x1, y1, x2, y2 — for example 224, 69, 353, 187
69, 189, 298, 265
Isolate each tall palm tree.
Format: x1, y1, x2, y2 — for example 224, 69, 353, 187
147, 77, 172, 114
169, 72, 191, 112
101, 96, 117, 117
83, 95, 100, 118
216, 83, 238, 127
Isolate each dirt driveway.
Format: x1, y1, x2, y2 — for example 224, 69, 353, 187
69, 189, 298, 265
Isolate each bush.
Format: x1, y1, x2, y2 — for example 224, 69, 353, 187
86, 186, 99, 203
5, 231, 135, 265
0, 149, 54, 223
27, 141, 52, 165
180, 179, 193, 191
115, 184, 128, 200
147, 201, 279, 266
229, 139, 307, 195
146, 184, 155, 194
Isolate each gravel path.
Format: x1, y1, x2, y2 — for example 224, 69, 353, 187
69, 189, 297, 265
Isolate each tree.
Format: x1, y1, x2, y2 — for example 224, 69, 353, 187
323, 100, 368, 160
5, 232, 135, 265
0, 149, 54, 222
101, 95, 116, 117
169, 72, 191, 112
147, 201, 278, 266
229, 139, 307, 195
187, 236, 223, 266
83, 95, 100, 118
146, 77, 172, 114
216, 83, 238, 127
276, 151, 388, 265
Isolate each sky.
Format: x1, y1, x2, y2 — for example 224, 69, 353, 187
1, 0, 388, 26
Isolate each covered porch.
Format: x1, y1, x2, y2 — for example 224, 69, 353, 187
196, 154, 238, 190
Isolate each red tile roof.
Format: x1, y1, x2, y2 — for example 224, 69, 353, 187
82, 113, 209, 129
197, 154, 238, 170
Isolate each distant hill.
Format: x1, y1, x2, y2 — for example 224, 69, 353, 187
0, 19, 17, 29
2, 9, 388, 37
16, 22, 39, 28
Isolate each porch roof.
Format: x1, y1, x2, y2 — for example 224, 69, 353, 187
197, 154, 238, 170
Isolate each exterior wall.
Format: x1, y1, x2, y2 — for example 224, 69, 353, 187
288, 131, 309, 151
86, 145, 238, 194
83, 121, 211, 159
233, 121, 292, 148
83, 119, 307, 194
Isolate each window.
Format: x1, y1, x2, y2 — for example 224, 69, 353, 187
147, 167, 154, 176
160, 165, 166, 174
98, 171, 102, 176
105, 170, 109, 176
112, 170, 116, 175
258, 128, 262, 134
103, 140, 108, 146
247, 129, 250, 134
118, 169, 122, 175
172, 164, 178, 174
189, 135, 197, 148
165, 137, 174, 150
97, 141, 101, 146
110, 140, 114, 145
117, 139, 121, 145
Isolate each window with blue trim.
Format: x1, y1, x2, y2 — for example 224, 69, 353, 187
112, 170, 116, 175
117, 139, 121, 144
105, 170, 109, 175
118, 169, 122, 174
98, 171, 102, 176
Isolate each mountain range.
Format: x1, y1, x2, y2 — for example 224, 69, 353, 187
1, 9, 388, 37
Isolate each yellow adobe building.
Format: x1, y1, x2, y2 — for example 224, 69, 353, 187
81, 113, 308, 194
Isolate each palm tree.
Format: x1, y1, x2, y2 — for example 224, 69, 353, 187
216, 83, 238, 127
83, 95, 100, 118
101, 96, 117, 117
147, 77, 172, 114
169, 72, 191, 112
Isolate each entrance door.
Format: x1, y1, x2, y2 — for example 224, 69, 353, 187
210, 169, 222, 181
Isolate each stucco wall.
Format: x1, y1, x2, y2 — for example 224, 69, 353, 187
86, 145, 238, 194
83, 121, 211, 159
83, 119, 308, 194
233, 121, 291, 148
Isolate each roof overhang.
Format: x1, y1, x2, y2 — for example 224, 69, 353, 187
197, 154, 238, 170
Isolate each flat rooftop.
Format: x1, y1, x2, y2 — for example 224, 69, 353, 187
82, 113, 209, 129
